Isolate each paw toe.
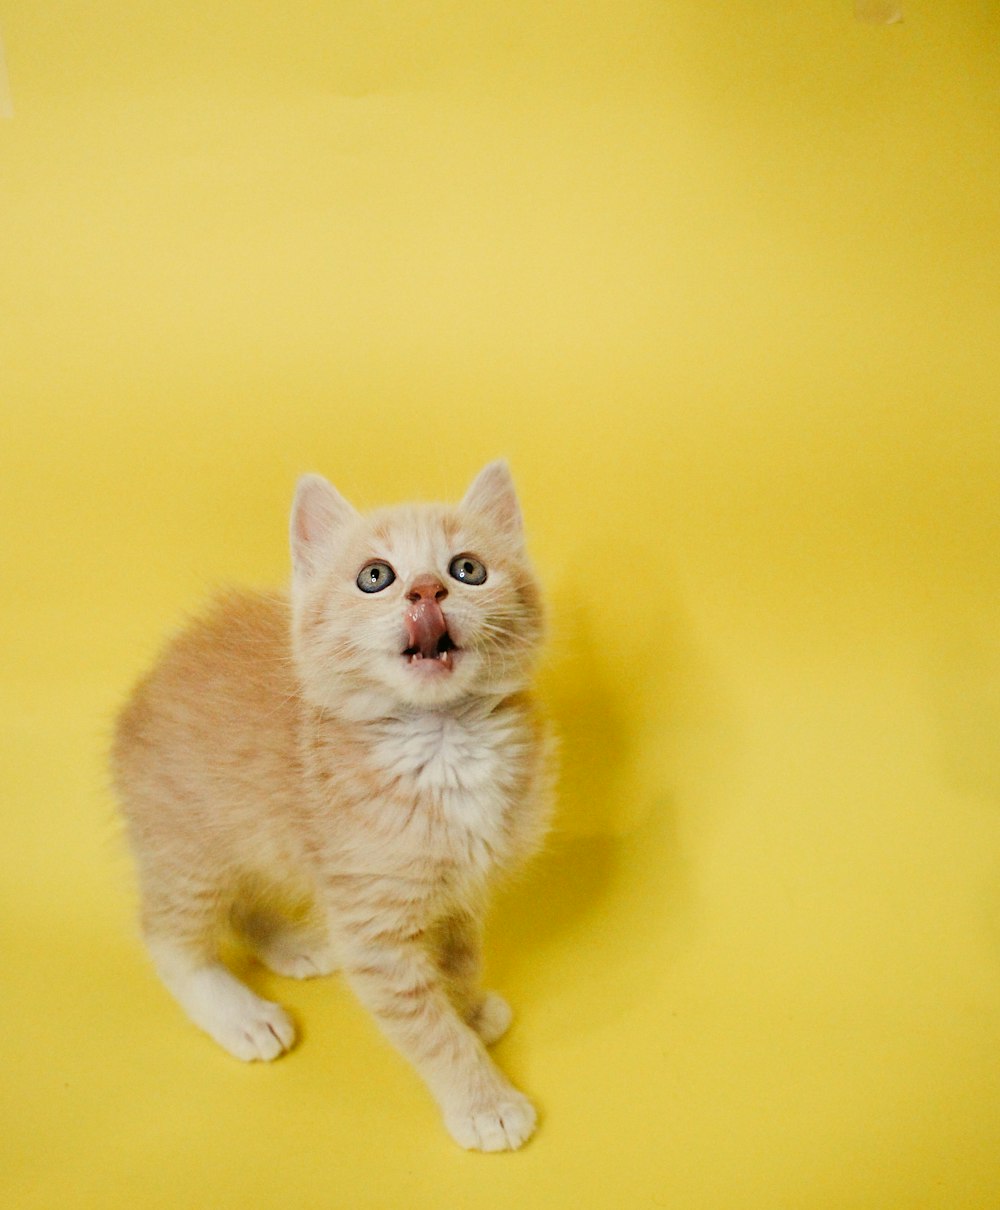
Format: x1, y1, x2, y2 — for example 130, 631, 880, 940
219, 1001, 295, 1062
445, 1091, 537, 1152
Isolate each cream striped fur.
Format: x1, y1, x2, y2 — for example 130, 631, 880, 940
112, 463, 554, 1151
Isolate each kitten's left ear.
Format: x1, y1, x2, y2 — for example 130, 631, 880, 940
460, 460, 523, 540
290, 473, 358, 578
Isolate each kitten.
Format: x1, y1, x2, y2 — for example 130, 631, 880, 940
111, 462, 554, 1152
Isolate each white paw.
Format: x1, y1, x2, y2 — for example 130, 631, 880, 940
259, 945, 337, 980
238, 912, 337, 980
469, 993, 513, 1047
210, 998, 296, 1062
444, 1089, 537, 1152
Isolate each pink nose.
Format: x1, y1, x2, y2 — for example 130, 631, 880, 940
406, 575, 448, 604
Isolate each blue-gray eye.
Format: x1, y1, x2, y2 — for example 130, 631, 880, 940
357, 561, 396, 593
448, 554, 487, 585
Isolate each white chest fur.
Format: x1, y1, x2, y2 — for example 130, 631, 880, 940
370, 705, 523, 871
374, 708, 511, 791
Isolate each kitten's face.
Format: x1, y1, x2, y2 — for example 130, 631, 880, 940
290, 464, 543, 714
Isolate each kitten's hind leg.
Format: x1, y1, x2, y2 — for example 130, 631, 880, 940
239, 910, 338, 981
145, 926, 296, 1062
431, 913, 513, 1047
466, 992, 513, 1048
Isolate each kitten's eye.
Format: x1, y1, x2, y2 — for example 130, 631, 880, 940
448, 554, 487, 586
356, 561, 396, 593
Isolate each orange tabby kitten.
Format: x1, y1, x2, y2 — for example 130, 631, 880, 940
112, 462, 553, 1151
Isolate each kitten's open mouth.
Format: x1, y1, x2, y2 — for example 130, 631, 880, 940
401, 600, 459, 673
402, 631, 457, 670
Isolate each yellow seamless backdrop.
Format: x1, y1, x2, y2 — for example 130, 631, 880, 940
2, 4, 998, 1207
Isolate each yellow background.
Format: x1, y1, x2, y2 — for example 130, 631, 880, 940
3, 3, 999, 1206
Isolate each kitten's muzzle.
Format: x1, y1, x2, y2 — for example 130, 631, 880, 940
406, 575, 448, 604
402, 597, 458, 669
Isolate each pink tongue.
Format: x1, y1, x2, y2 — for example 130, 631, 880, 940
405, 600, 448, 658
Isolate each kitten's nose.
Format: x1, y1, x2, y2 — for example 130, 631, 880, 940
406, 575, 448, 604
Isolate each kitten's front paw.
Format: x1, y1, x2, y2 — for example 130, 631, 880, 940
212, 999, 296, 1062
444, 1089, 537, 1152
468, 993, 513, 1047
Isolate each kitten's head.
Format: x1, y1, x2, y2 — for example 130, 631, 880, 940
289, 462, 544, 715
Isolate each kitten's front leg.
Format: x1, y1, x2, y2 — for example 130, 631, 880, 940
431, 912, 513, 1047
338, 929, 536, 1151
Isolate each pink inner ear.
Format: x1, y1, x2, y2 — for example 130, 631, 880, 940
295, 488, 326, 547
462, 461, 522, 534
293, 482, 328, 549
291, 475, 356, 572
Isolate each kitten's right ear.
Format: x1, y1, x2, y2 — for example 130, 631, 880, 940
290, 474, 358, 578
